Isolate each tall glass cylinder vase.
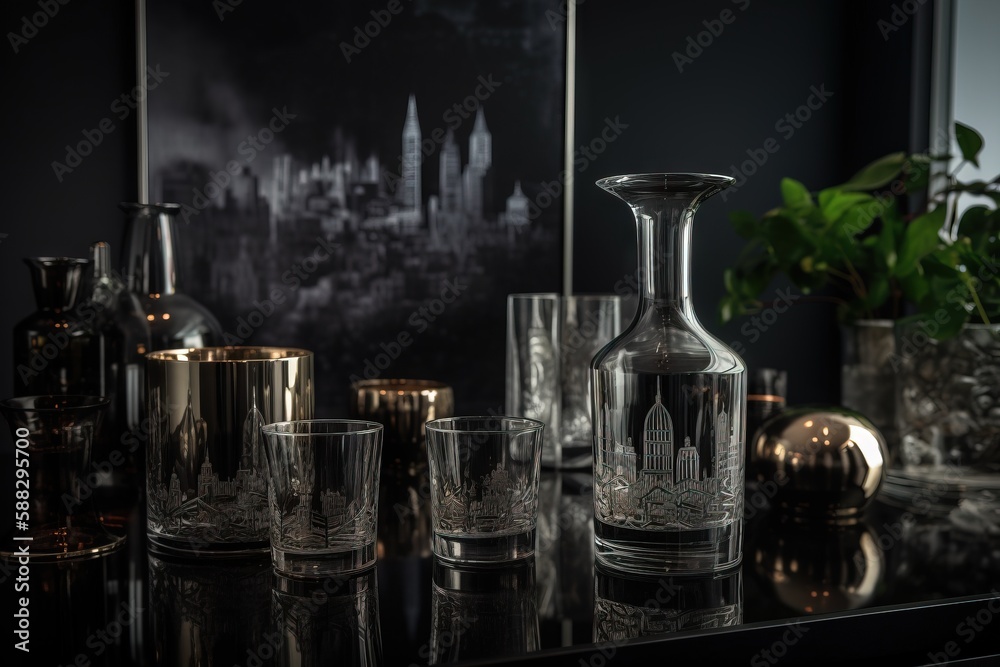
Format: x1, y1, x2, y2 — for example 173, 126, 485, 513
591, 174, 746, 575
120, 203, 222, 350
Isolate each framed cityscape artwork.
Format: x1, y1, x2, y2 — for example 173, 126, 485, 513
145, 0, 568, 413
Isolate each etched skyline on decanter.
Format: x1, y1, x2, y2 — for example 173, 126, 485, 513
591, 173, 746, 575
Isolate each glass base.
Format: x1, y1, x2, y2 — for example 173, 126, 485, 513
2, 527, 126, 562
595, 520, 741, 575
272, 541, 376, 578
433, 529, 535, 564
147, 533, 269, 559
882, 467, 1000, 517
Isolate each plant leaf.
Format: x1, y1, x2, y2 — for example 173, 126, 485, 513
838, 152, 907, 191
864, 274, 890, 311
955, 121, 984, 168
780, 178, 813, 210
956, 205, 996, 254
896, 206, 946, 276
820, 191, 875, 225
729, 210, 760, 239
761, 214, 816, 264
878, 206, 901, 274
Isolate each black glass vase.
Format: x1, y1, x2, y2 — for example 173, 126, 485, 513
12, 257, 101, 396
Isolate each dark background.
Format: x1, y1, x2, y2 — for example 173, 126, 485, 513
0, 0, 928, 408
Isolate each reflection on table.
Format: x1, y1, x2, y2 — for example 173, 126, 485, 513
273, 568, 382, 667
5, 471, 1000, 665
594, 567, 742, 642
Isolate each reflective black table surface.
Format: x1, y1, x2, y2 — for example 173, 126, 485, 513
6, 470, 1000, 666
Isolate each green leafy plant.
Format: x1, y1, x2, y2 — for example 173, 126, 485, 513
720, 122, 1000, 338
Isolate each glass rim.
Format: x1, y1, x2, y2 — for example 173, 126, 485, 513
26, 257, 90, 266
148, 346, 313, 363
0, 395, 110, 413
507, 292, 559, 301
596, 172, 735, 189
350, 378, 453, 394
425, 416, 545, 435
562, 293, 622, 303
262, 419, 383, 437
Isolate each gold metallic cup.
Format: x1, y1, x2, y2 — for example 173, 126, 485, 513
350, 379, 453, 559
350, 379, 454, 471
146, 347, 314, 556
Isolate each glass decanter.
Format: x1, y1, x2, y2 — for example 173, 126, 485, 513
120, 202, 222, 350
591, 173, 746, 575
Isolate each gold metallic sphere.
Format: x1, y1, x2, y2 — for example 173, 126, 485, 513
752, 406, 887, 521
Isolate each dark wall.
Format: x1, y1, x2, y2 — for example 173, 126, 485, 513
1, 0, 136, 399
573, 0, 923, 404
0, 0, 926, 406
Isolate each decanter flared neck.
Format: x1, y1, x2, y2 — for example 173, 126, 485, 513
121, 203, 183, 296
597, 173, 734, 313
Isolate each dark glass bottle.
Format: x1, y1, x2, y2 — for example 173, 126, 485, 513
12, 257, 101, 396
87, 241, 153, 524
120, 202, 222, 350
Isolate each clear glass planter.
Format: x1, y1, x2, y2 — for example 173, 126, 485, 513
591, 173, 746, 575
886, 321, 1000, 516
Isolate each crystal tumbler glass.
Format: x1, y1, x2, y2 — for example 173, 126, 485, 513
426, 416, 544, 564
261, 420, 383, 577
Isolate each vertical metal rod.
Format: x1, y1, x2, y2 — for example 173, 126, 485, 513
562, 0, 576, 296
135, 0, 149, 204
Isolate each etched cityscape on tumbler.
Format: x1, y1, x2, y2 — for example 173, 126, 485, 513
435, 464, 533, 535
148, 388, 270, 543
276, 490, 375, 553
